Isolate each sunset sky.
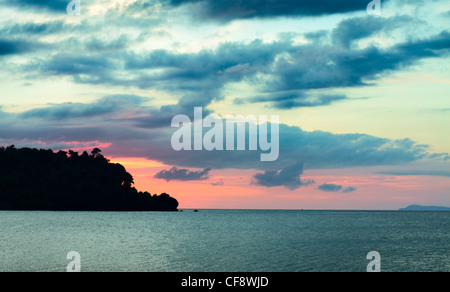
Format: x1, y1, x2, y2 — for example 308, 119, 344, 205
0, 0, 449, 209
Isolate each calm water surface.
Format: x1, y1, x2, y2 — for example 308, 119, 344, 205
0, 210, 449, 272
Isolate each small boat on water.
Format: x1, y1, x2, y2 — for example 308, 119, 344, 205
194, 210, 199, 212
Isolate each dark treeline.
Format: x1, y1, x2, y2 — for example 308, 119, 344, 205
0, 145, 178, 211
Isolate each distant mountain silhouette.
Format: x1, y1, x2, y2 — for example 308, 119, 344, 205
0, 145, 178, 211
399, 205, 450, 211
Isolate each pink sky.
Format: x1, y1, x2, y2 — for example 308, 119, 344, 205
1, 0, 449, 212
110, 157, 450, 210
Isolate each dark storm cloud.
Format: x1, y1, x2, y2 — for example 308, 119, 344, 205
154, 167, 212, 181
253, 162, 314, 190
168, 0, 387, 21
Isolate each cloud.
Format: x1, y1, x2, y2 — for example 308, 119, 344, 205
378, 170, 450, 177
1, 97, 443, 172
2, 99, 442, 172
84, 35, 130, 52
267, 30, 450, 95
395, 30, 450, 60
211, 179, 224, 186
26, 39, 284, 111
331, 16, 414, 48
253, 162, 314, 190
8, 9, 448, 111
168, 0, 391, 21
37, 53, 117, 77
236, 92, 348, 109
159, 124, 432, 171
20, 95, 150, 120
27, 29, 448, 111
0, 20, 65, 36
318, 184, 357, 193
154, 167, 212, 181
318, 183, 343, 192
0, 0, 448, 201
123, 39, 285, 111
342, 186, 357, 193
6, 0, 69, 12
428, 153, 450, 160
0, 39, 34, 56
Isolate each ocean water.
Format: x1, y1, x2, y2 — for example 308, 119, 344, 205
0, 210, 449, 272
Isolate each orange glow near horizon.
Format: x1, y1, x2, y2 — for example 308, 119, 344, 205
106, 157, 450, 210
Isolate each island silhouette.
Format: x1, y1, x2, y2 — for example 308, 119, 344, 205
399, 205, 450, 211
0, 145, 178, 211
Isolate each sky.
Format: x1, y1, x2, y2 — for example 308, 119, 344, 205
0, 0, 449, 210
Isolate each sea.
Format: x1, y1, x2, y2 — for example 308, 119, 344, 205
0, 210, 449, 272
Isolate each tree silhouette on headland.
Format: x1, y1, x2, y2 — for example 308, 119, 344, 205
0, 145, 178, 211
